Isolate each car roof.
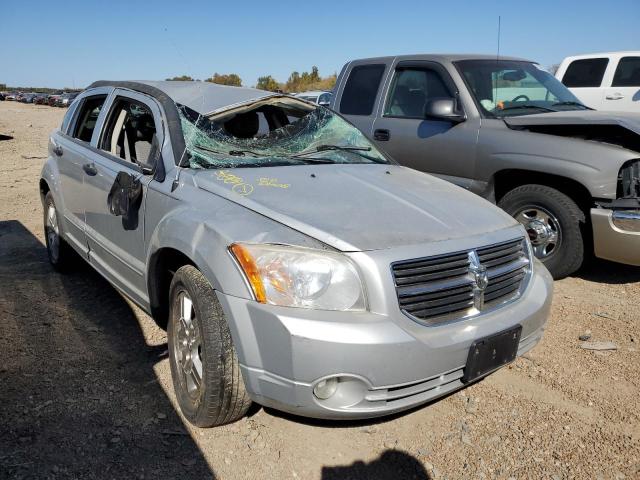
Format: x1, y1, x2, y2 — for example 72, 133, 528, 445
561, 51, 640, 61
347, 53, 533, 64
89, 80, 276, 115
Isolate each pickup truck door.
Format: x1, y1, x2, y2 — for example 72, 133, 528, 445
52, 89, 111, 256
370, 61, 481, 193
82, 89, 163, 307
604, 55, 640, 112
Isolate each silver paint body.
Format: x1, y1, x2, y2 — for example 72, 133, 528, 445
42, 81, 553, 419
331, 54, 640, 267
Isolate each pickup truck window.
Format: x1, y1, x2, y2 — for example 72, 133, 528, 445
562, 58, 609, 88
339, 64, 385, 116
72, 95, 107, 142
456, 60, 585, 118
384, 68, 452, 118
612, 57, 640, 87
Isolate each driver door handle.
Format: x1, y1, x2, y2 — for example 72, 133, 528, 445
374, 129, 390, 141
82, 163, 98, 176
606, 93, 624, 100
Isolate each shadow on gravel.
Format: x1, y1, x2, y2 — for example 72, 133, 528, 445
0, 134, 14, 141
0, 221, 215, 479
576, 258, 640, 284
321, 449, 431, 479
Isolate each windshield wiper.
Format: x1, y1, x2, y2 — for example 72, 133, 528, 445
499, 104, 557, 113
551, 101, 591, 110
194, 144, 264, 157
293, 144, 386, 164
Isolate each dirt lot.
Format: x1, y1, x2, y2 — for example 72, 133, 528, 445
1, 101, 638, 480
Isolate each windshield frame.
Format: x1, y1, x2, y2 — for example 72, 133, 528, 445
453, 59, 585, 119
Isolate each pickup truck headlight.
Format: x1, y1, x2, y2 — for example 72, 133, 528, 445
230, 243, 367, 311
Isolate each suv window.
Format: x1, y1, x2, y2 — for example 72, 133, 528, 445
385, 68, 452, 118
612, 57, 640, 87
72, 95, 107, 142
562, 58, 609, 88
100, 98, 157, 167
339, 64, 385, 115
61, 101, 79, 134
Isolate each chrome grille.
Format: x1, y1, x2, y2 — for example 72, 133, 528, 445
392, 238, 530, 324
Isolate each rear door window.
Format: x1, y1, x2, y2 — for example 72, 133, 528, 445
562, 58, 609, 88
384, 68, 452, 118
339, 64, 386, 115
612, 57, 640, 87
72, 95, 108, 142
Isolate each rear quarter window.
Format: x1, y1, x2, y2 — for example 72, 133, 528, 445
339, 64, 386, 116
562, 58, 609, 88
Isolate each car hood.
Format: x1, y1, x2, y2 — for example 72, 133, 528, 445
504, 110, 640, 153
193, 164, 517, 252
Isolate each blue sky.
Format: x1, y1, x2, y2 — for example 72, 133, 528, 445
1, 0, 638, 88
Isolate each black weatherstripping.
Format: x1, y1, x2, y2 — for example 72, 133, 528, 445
88, 81, 188, 168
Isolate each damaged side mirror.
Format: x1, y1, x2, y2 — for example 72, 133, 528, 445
107, 171, 143, 230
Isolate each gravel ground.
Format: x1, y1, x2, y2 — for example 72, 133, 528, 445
1, 101, 638, 480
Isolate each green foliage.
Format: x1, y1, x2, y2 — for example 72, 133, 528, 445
256, 66, 336, 93
256, 75, 280, 92
165, 75, 194, 81
205, 73, 242, 86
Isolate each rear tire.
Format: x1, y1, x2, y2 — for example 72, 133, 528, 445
168, 265, 251, 427
43, 192, 77, 272
498, 184, 585, 279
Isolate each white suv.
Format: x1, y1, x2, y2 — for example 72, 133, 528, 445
556, 51, 640, 112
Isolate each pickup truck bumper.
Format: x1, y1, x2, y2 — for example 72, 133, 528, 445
216, 264, 553, 420
591, 208, 640, 266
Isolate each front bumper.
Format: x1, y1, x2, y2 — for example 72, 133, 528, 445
217, 263, 553, 420
591, 208, 640, 266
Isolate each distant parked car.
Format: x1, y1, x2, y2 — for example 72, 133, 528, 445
295, 90, 332, 106
556, 51, 640, 112
56, 92, 79, 107
20, 93, 37, 103
0, 93, 5, 101
5, 92, 18, 101
48, 94, 62, 106
33, 93, 50, 105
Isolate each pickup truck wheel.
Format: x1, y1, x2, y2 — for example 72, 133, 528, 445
43, 192, 76, 272
498, 184, 585, 279
168, 265, 252, 427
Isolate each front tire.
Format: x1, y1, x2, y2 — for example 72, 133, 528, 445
498, 184, 585, 279
168, 265, 251, 427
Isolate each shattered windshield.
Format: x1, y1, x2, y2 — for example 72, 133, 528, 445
456, 60, 589, 118
178, 97, 389, 169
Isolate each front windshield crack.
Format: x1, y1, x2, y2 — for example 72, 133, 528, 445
177, 100, 389, 169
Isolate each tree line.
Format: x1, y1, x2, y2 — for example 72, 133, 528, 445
166, 66, 336, 93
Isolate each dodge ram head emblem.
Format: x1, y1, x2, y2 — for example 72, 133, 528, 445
468, 251, 489, 310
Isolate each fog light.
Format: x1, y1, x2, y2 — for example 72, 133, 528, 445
313, 377, 338, 400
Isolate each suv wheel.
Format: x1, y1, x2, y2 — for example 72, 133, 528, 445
43, 192, 76, 272
168, 265, 252, 427
498, 184, 585, 279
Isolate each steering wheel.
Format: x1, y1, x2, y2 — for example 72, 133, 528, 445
511, 94, 530, 102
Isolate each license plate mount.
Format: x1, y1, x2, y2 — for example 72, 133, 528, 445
463, 325, 522, 383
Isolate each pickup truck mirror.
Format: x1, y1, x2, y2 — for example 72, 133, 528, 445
424, 98, 465, 123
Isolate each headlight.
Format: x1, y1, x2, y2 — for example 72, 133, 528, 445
230, 243, 366, 311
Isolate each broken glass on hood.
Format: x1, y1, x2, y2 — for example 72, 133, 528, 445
177, 96, 389, 169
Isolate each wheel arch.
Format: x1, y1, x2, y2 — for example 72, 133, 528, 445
493, 169, 594, 213
147, 247, 198, 328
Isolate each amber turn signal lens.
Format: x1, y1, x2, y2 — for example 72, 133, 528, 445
230, 243, 267, 303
